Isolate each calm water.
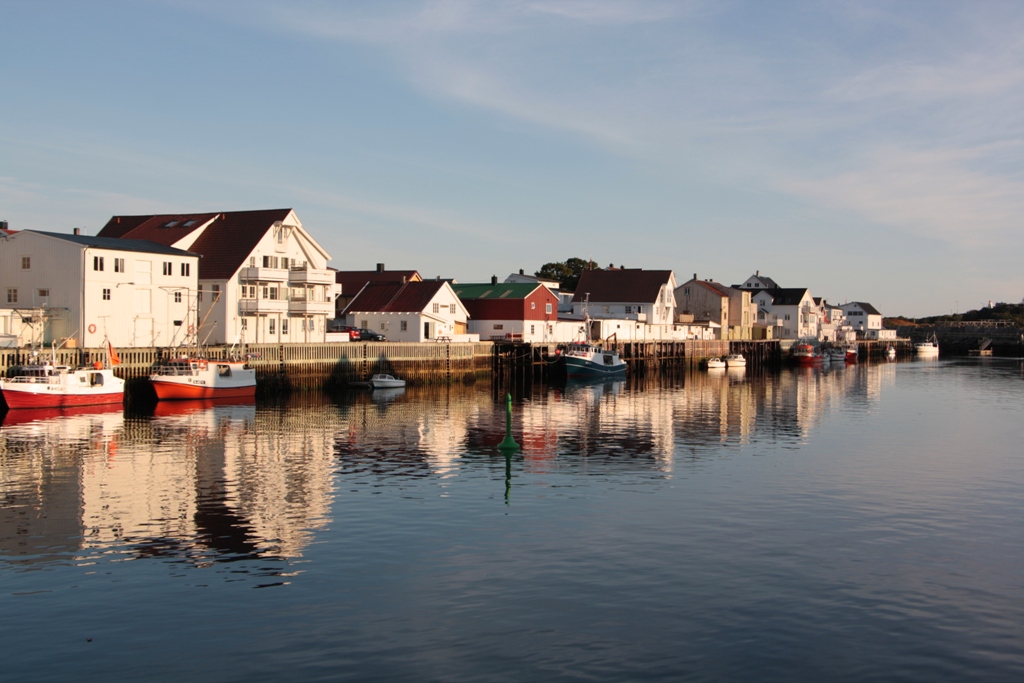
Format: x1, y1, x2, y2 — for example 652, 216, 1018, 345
2, 359, 1023, 682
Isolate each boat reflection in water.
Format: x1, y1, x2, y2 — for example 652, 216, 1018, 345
0, 402, 124, 428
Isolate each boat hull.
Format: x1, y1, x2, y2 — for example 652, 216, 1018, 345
151, 380, 256, 401
565, 357, 627, 378
0, 387, 123, 409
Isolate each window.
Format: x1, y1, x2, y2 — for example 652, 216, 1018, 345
241, 318, 248, 331
683, 287, 690, 295
211, 284, 220, 299
198, 285, 203, 302
6, 288, 17, 303
433, 303, 440, 314
114, 258, 125, 273
93, 256, 104, 271
784, 314, 791, 320
530, 325, 535, 334
281, 257, 289, 269
269, 286, 278, 300
531, 302, 536, 310
546, 303, 552, 314
380, 322, 386, 331
102, 288, 111, 301
262, 255, 279, 268
493, 324, 504, 330
37, 289, 49, 298
282, 319, 288, 335
181, 263, 190, 277
400, 321, 408, 331
360, 320, 368, 329
161, 262, 172, 276
21, 256, 30, 269
603, 306, 610, 314
250, 256, 256, 267
241, 286, 249, 298
269, 319, 276, 335
450, 304, 456, 314
625, 306, 634, 314
174, 292, 182, 303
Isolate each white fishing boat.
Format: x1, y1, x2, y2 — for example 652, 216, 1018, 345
886, 345, 897, 361
149, 357, 256, 400
915, 334, 939, 358
725, 354, 746, 368
563, 343, 627, 378
828, 347, 847, 363
370, 374, 406, 389
706, 357, 726, 369
0, 341, 124, 410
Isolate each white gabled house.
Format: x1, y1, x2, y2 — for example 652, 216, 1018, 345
840, 302, 895, 340
750, 287, 818, 340
0, 229, 199, 349
344, 280, 475, 342
98, 209, 338, 345
570, 268, 679, 340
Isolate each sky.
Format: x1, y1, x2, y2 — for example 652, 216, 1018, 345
3, 0, 1023, 317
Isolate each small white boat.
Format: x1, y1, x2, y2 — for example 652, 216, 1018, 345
706, 357, 726, 369
725, 354, 746, 368
915, 334, 939, 358
886, 345, 897, 361
828, 348, 847, 363
370, 374, 406, 389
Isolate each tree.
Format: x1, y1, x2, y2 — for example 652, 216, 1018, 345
535, 257, 598, 292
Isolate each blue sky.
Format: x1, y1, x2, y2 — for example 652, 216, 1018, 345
3, 0, 1022, 317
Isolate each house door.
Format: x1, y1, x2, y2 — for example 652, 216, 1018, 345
424, 322, 431, 339
455, 321, 467, 335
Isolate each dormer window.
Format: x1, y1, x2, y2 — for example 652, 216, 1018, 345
165, 221, 178, 228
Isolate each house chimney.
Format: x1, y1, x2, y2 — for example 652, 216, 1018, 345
73, 227, 81, 235
693, 273, 697, 281
491, 275, 498, 285
756, 270, 760, 276
401, 276, 407, 284
0, 220, 8, 231
376, 263, 385, 273
519, 268, 524, 275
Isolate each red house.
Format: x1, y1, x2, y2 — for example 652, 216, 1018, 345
453, 279, 559, 342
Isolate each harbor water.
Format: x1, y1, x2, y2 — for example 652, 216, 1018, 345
2, 358, 1023, 682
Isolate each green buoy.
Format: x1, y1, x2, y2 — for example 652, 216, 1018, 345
497, 393, 519, 454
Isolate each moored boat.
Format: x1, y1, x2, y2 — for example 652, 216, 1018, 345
370, 374, 406, 389
886, 345, 897, 361
915, 334, 939, 358
790, 342, 824, 366
725, 354, 746, 368
0, 362, 124, 409
149, 357, 256, 400
563, 343, 627, 378
706, 357, 726, 369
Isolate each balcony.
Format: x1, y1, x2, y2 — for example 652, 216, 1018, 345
288, 267, 334, 286
289, 299, 335, 316
239, 298, 288, 315
239, 267, 288, 283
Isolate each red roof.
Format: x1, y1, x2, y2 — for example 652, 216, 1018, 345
335, 269, 421, 296
344, 281, 447, 314
694, 280, 731, 298
572, 269, 674, 304
98, 209, 293, 280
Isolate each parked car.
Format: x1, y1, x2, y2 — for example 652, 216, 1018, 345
359, 328, 387, 341
330, 325, 360, 341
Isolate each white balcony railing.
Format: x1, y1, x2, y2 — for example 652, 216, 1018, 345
288, 300, 334, 316
239, 267, 288, 283
239, 298, 288, 314
288, 267, 334, 285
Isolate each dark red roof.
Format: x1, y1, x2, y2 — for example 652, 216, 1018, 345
572, 269, 674, 303
695, 280, 731, 297
98, 209, 292, 280
344, 281, 447, 314
335, 269, 421, 296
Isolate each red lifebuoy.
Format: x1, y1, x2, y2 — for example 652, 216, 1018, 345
188, 324, 195, 334
87, 324, 97, 334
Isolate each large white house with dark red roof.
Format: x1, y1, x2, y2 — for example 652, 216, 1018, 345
98, 209, 338, 345
569, 268, 680, 340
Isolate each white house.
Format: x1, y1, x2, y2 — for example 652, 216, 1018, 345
98, 209, 338, 345
750, 287, 818, 340
840, 302, 895, 340
571, 268, 679, 340
0, 229, 199, 348
344, 280, 475, 342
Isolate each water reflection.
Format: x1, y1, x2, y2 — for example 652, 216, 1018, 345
0, 361, 910, 575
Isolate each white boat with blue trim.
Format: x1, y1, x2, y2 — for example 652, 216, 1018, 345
563, 343, 627, 378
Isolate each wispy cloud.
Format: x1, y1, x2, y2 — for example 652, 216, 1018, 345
779, 146, 1024, 248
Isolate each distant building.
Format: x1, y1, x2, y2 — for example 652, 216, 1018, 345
569, 268, 679, 341
98, 209, 337, 345
839, 302, 895, 340
675, 274, 757, 340
751, 287, 817, 340
0, 229, 198, 348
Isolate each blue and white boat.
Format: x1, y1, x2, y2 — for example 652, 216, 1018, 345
563, 343, 627, 378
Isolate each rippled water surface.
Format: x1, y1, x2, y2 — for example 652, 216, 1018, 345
2, 359, 1023, 682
